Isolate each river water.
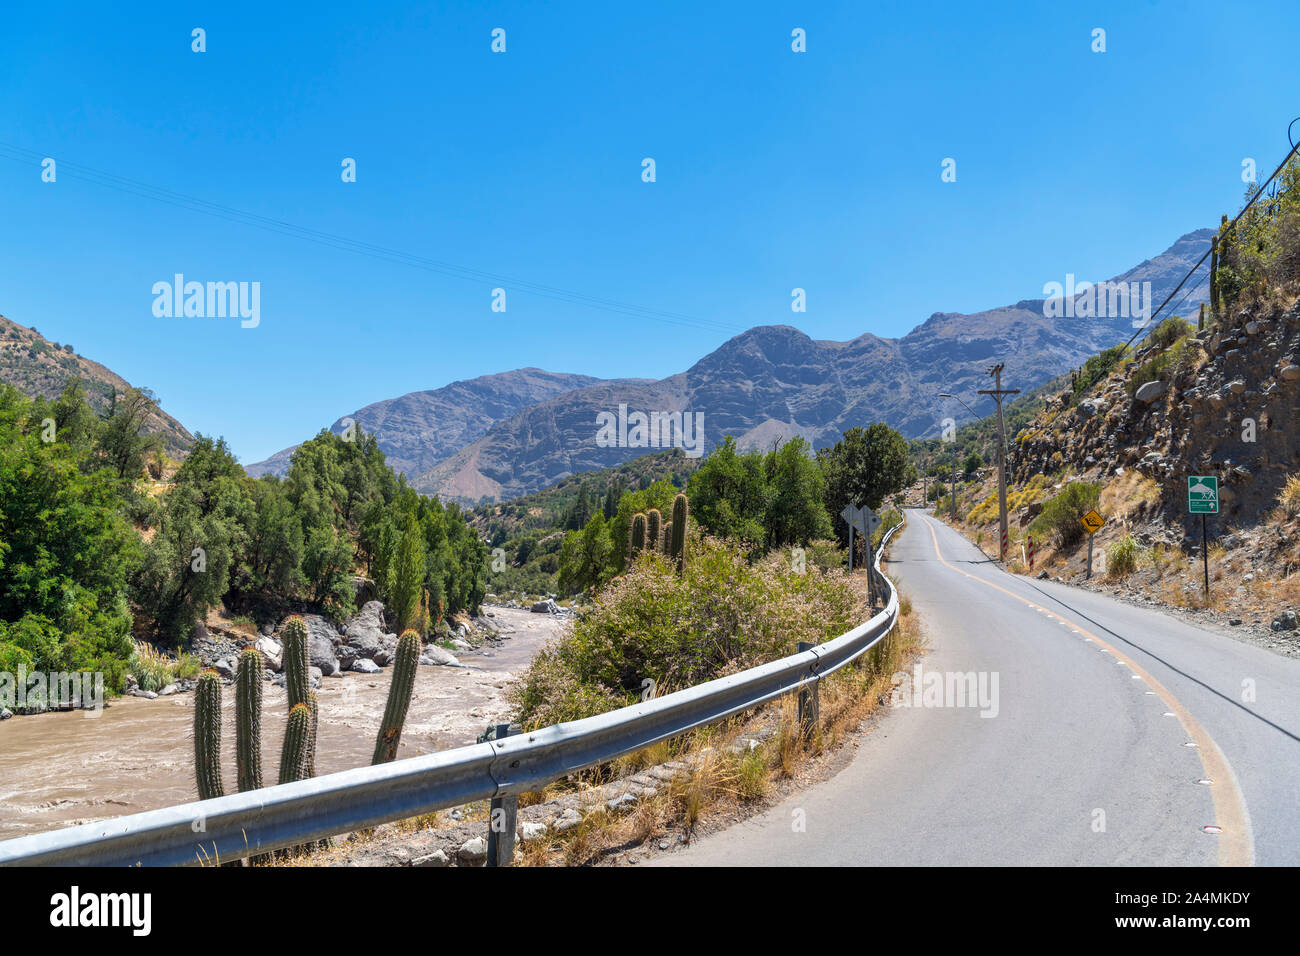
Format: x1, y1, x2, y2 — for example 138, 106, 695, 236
0, 606, 562, 842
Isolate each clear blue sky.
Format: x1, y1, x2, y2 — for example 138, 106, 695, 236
2, 0, 1297, 464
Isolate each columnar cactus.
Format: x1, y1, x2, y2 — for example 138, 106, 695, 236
646, 509, 662, 552
372, 630, 421, 765
194, 671, 224, 800
281, 616, 309, 710
279, 703, 312, 785
669, 493, 689, 571
629, 512, 647, 558
304, 690, 319, 779
235, 648, 264, 793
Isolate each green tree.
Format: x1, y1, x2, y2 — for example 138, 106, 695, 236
0, 386, 139, 682
97, 387, 164, 480
684, 437, 768, 549
763, 437, 832, 547
558, 512, 613, 595
818, 424, 914, 524
386, 514, 426, 633
134, 436, 252, 640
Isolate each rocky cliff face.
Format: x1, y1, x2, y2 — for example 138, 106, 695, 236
1014, 305, 1300, 538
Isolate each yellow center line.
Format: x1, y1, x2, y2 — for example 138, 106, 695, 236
917, 513, 1254, 867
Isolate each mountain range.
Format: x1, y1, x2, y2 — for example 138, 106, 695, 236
248, 228, 1213, 502
1, 229, 1213, 504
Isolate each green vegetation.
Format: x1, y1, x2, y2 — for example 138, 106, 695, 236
1106, 535, 1141, 579
1030, 481, 1101, 548
1126, 336, 1195, 397
0, 382, 487, 690
514, 537, 865, 727
1215, 153, 1300, 314
1071, 343, 1128, 402
474, 450, 699, 597
818, 425, 914, 534
910, 380, 1055, 475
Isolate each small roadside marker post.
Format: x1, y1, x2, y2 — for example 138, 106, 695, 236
481, 722, 518, 867
1188, 476, 1219, 599
1028, 534, 1035, 570
797, 641, 819, 740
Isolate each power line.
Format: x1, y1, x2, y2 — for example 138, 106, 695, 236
0, 141, 745, 336
1121, 125, 1300, 351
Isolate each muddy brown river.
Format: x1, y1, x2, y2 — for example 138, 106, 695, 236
0, 607, 563, 842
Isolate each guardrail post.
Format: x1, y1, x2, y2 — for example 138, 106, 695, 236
484, 722, 518, 867
796, 642, 819, 740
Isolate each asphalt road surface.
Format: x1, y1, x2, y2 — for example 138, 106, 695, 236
657, 509, 1300, 866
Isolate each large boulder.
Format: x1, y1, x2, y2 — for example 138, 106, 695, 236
419, 645, 460, 667
1134, 380, 1166, 403
342, 601, 396, 667
288, 614, 341, 676
256, 636, 283, 672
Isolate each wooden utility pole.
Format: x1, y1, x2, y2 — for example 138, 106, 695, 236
978, 363, 1019, 561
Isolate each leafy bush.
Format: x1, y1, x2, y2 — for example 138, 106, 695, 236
1216, 155, 1300, 312
1071, 344, 1128, 402
512, 535, 866, 727
1106, 535, 1141, 578
1278, 474, 1300, 518
1126, 339, 1193, 397
1142, 315, 1192, 351
1030, 482, 1101, 549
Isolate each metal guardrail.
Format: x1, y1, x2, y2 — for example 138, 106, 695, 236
0, 518, 905, 867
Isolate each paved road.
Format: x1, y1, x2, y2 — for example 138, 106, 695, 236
657, 509, 1300, 866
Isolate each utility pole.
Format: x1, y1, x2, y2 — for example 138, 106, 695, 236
950, 457, 957, 520
978, 363, 1019, 561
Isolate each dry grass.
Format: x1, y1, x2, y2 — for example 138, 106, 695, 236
1100, 472, 1161, 522
1279, 474, 1300, 519
512, 587, 924, 866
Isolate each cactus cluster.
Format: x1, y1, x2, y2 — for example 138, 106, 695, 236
193, 612, 426, 857
626, 495, 691, 570
372, 629, 421, 764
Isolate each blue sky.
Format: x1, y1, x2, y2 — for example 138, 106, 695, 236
2, 0, 1297, 464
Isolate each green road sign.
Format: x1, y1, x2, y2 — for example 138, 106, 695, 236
1187, 475, 1219, 514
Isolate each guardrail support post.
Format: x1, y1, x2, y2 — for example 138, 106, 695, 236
485, 723, 518, 867
796, 642, 819, 740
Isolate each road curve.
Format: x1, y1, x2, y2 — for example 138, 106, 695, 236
655, 509, 1300, 866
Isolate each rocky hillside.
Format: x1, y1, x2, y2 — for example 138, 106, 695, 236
411, 230, 1213, 502
0, 314, 193, 456
244, 369, 620, 478
1014, 306, 1300, 538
